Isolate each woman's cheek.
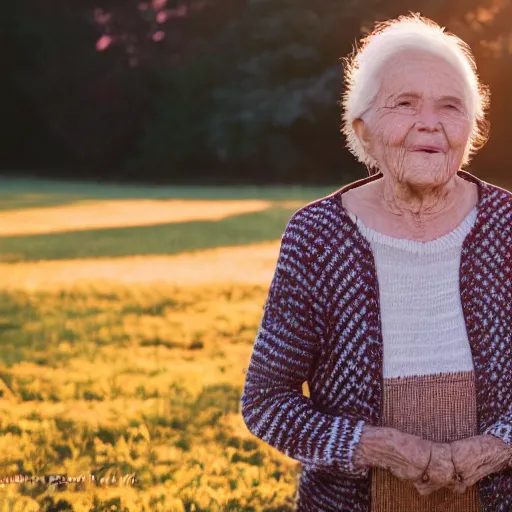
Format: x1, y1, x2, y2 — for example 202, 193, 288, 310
375, 115, 412, 147
445, 123, 471, 150
441, 113, 471, 142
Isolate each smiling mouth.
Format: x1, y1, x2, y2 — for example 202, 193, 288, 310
412, 148, 443, 154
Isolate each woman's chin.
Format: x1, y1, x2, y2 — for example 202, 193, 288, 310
398, 166, 454, 187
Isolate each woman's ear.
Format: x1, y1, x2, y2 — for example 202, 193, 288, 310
353, 118, 371, 151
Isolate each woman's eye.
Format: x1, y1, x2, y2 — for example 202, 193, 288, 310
444, 104, 459, 111
396, 101, 411, 107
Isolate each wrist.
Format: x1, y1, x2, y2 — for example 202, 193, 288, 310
353, 425, 378, 469
482, 434, 512, 472
354, 426, 428, 471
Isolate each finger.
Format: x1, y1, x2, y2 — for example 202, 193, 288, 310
413, 484, 433, 496
413, 481, 443, 496
420, 471, 456, 490
451, 472, 468, 494
458, 474, 481, 490
389, 468, 410, 481
457, 465, 494, 489
453, 482, 468, 494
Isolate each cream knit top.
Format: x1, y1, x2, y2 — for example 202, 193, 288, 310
347, 206, 478, 379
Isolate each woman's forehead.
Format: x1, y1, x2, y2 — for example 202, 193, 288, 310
377, 50, 467, 100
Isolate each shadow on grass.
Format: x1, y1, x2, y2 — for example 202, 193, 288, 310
0, 206, 299, 262
0, 178, 336, 211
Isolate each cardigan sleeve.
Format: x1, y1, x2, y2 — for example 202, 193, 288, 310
483, 413, 512, 446
240, 211, 369, 478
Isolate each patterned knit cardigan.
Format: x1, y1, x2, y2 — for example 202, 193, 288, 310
240, 170, 512, 511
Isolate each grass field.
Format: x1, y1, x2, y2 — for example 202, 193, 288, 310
0, 177, 339, 512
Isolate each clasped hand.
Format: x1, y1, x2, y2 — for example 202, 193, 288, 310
403, 434, 512, 496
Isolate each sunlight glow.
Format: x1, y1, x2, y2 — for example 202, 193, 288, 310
0, 199, 274, 236
0, 241, 281, 291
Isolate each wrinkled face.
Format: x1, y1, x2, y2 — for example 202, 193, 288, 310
356, 50, 472, 188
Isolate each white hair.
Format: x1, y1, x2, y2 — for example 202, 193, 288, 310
340, 13, 490, 170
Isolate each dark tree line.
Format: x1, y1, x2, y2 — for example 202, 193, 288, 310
3, 0, 512, 185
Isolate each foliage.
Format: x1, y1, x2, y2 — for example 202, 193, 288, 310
4, 0, 512, 183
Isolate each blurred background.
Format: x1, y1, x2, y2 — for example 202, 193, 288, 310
1, 1, 511, 511
5, 0, 512, 186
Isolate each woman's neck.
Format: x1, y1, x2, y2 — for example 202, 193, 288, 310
377, 175, 467, 227
342, 174, 478, 242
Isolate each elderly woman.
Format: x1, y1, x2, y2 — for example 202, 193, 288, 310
241, 14, 512, 512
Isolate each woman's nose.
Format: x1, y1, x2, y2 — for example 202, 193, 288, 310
416, 106, 441, 131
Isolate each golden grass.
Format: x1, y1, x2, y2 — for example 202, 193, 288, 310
0, 241, 281, 291
0, 282, 301, 510
0, 194, 304, 510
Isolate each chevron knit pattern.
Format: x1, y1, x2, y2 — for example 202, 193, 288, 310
240, 170, 512, 512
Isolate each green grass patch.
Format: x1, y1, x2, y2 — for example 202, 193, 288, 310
0, 177, 336, 211
0, 206, 298, 262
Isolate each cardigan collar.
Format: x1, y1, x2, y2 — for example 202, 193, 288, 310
334, 170, 493, 256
